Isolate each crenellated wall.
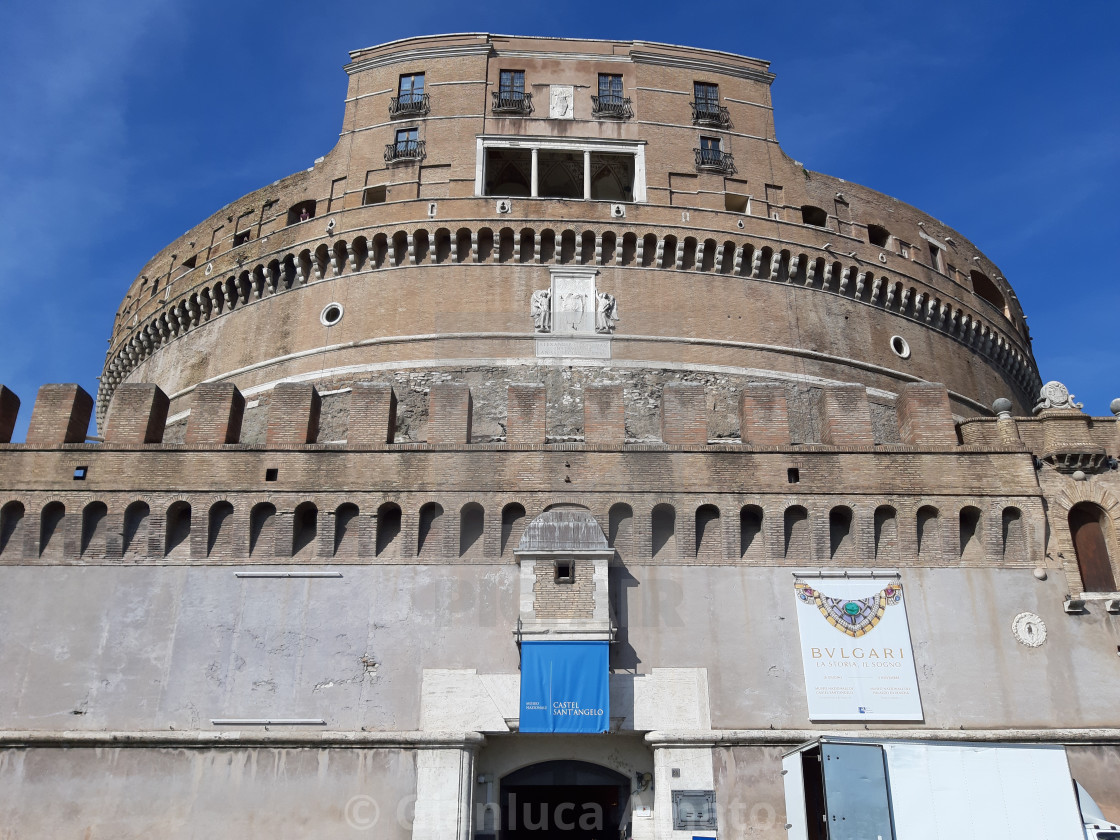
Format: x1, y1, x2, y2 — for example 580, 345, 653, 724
5, 379, 1120, 599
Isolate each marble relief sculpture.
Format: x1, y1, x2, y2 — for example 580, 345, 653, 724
595, 292, 619, 334
530, 289, 552, 333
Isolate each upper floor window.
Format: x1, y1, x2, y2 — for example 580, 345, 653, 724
598, 74, 623, 102
927, 240, 943, 272
593, 74, 631, 119
385, 128, 424, 163
493, 70, 531, 114
500, 70, 524, 99
692, 81, 730, 128
286, 200, 316, 226
695, 81, 718, 107
867, 224, 891, 248
698, 136, 721, 164
695, 136, 734, 172
399, 73, 424, 102
801, 205, 828, 227
390, 73, 429, 117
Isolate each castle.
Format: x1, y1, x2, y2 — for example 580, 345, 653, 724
0, 34, 1117, 839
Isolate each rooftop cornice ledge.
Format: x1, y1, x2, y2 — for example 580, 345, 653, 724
345, 42, 494, 75
628, 49, 776, 85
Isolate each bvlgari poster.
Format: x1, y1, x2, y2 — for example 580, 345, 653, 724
793, 576, 922, 721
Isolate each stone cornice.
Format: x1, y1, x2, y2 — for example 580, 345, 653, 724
629, 50, 775, 85
345, 43, 493, 76
645, 728, 1120, 746
0, 729, 486, 749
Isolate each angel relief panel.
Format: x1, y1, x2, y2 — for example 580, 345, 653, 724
532, 267, 616, 359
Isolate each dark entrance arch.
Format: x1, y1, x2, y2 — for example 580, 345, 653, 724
1069, 503, 1117, 592
499, 760, 629, 840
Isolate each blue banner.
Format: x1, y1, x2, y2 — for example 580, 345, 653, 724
519, 641, 609, 733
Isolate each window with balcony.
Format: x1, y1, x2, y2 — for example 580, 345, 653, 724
386, 128, 424, 163
390, 73, 429, 117
695, 136, 734, 173
493, 70, 531, 114
692, 81, 730, 127
593, 73, 631, 119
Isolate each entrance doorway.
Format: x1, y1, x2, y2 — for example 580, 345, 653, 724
1069, 503, 1117, 592
499, 760, 630, 840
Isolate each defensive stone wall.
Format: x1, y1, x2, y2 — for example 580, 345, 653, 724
5, 379, 1120, 597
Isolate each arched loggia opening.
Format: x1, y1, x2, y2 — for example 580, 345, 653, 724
498, 760, 630, 840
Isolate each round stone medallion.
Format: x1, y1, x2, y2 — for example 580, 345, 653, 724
1011, 612, 1047, 647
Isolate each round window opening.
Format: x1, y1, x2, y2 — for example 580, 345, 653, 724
890, 335, 911, 359
320, 303, 344, 327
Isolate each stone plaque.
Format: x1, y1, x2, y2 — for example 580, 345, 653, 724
549, 85, 574, 120
535, 338, 611, 359
551, 269, 596, 334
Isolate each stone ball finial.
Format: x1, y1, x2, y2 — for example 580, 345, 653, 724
1110, 397, 1120, 417
993, 397, 1013, 419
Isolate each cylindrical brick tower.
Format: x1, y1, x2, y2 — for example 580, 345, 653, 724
100, 33, 1039, 441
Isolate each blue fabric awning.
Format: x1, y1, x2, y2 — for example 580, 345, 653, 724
519, 641, 609, 733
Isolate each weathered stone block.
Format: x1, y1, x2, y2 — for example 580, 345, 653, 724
26, 384, 93, 446
507, 384, 546, 444
348, 383, 397, 446
185, 383, 245, 445
819, 384, 874, 446
661, 383, 707, 445
267, 383, 321, 446
428, 384, 472, 444
104, 383, 170, 444
896, 382, 956, 446
584, 385, 624, 446
740, 384, 790, 446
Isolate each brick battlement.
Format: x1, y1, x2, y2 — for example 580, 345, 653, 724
5, 380, 1118, 454
0, 377, 1092, 572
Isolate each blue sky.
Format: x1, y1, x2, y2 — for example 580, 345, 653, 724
1, 0, 1118, 439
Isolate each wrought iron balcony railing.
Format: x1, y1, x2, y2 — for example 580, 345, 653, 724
388, 93, 430, 118
491, 90, 533, 115
694, 148, 735, 173
591, 95, 632, 119
690, 100, 731, 128
385, 139, 426, 163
